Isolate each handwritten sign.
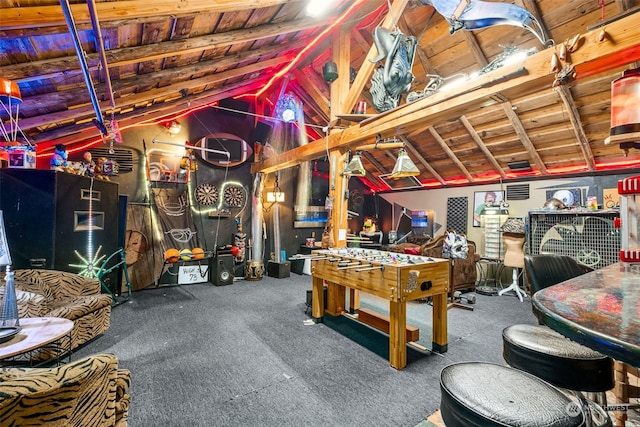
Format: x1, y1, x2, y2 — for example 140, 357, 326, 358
178, 264, 209, 284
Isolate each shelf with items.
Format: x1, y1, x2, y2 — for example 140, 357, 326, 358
482, 214, 509, 259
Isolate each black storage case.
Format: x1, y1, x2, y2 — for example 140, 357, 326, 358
267, 260, 290, 278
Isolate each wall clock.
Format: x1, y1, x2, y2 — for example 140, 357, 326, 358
195, 183, 218, 205
223, 185, 245, 207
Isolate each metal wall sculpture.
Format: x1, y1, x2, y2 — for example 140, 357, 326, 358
418, 0, 546, 45
369, 28, 417, 112
371, 0, 546, 111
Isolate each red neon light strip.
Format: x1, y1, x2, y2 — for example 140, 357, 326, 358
255, 0, 367, 98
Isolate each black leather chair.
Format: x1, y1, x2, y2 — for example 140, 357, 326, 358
524, 253, 593, 294
502, 254, 613, 427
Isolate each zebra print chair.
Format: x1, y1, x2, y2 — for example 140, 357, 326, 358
7, 269, 113, 358
0, 353, 131, 426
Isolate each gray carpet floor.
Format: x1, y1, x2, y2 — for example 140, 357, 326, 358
74, 273, 538, 427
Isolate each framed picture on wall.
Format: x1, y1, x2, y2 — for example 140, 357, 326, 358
473, 191, 505, 227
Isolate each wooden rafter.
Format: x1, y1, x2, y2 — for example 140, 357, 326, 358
501, 101, 548, 174
361, 151, 389, 174
399, 135, 446, 185
461, 31, 488, 68
19, 56, 290, 132
4, 33, 309, 83
521, 0, 551, 42
460, 116, 507, 179
253, 12, 640, 174
291, 70, 330, 122
554, 85, 596, 171
35, 74, 273, 150
0, 0, 292, 30
427, 127, 474, 183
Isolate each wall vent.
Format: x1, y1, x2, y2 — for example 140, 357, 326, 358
506, 184, 529, 200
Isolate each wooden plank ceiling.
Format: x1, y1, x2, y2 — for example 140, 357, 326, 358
1, 0, 640, 190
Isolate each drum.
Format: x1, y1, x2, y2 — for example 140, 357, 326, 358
245, 260, 264, 281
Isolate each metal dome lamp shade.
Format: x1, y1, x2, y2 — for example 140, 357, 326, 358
343, 151, 366, 177
390, 147, 420, 178
322, 61, 339, 83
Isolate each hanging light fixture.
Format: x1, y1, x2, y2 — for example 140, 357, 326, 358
605, 67, 640, 155
322, 61, 339, 83
266, 172, 285, 203
275, 93, 299, 122
342, 151, 366, 177
390, 146, 420, 178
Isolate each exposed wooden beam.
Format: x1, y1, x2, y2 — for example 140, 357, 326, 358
0, 0, 292, 30
290, 85, 330, 126
461, 32, 489, 68
34, 74, 273, 149
501, 101, 548, 174
291, 70, 330, 122
460, 116, 507, 178
361, 151, 389, 174
427, 127, 474, 183
554, 85, 596, 170
252, 12, 640, 174
398, 15, 435, 75
521, 0, 551, 43
351, 28, 372, 54
4, 36, 308, 83
332, 28, 352, 118
18, 45, 301, 112
19, 56, 290, 131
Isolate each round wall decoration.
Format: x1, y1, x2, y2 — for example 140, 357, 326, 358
195, 183, 218, 205
223, 185, 245, 207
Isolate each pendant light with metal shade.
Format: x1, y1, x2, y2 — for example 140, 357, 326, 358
342, 151, 366, 177
390, 146, 420, 178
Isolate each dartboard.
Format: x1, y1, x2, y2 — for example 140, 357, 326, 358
195, 183, 218, 205
223, 185, 245, 207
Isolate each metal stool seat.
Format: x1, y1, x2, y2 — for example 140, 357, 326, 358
503, 324, 613, 427
440, 362, 583, 427
503, 324, 614, 392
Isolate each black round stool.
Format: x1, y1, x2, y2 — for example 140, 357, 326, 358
503, 324, 613, 427
503, 324, 614, 393
440, 362, 583, 426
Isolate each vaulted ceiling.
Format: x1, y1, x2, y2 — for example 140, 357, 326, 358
1, 0, 640, 191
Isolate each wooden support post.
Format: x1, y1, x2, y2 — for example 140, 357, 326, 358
388, 298, 407, 369
311, 275, 324, 322
432, 292, 448, 353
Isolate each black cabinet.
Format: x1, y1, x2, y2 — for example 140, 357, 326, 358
0, 169, 121, 291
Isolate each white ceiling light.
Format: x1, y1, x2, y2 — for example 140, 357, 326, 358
306, 0, 338, 17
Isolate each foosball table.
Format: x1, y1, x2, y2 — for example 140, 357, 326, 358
308, 248, 449, 369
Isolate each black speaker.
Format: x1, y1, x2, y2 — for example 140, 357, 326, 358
212, 254, 234, 286
252, 121, 272, 144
